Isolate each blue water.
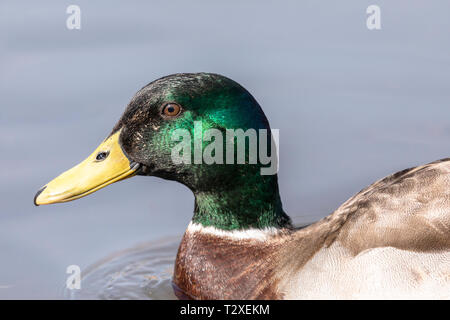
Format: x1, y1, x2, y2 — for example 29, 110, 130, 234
1, 1, 449, 298
65, 237, 179, 300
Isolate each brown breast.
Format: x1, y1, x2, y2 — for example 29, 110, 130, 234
172, 230, 289, 300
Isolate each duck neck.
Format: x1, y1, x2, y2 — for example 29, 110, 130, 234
191, 172, 292, 231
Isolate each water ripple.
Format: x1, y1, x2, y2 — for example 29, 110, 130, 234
65, 237, 180, 299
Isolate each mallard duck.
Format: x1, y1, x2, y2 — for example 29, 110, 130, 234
35, 73, 449, 299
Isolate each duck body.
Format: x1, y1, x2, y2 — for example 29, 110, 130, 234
174, 159, 450, 299
35, 73, 450, 299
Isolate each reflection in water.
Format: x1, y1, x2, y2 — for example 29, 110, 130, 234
65, 237, 180, 299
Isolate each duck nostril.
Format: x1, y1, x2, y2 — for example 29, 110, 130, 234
95, 151, 109, 161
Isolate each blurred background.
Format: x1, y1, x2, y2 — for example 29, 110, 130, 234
1, 0, 449, 298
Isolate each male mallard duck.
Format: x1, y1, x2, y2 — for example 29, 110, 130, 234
35, 73, 449, 299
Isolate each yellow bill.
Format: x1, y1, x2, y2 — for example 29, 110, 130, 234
34, 129, 139, 206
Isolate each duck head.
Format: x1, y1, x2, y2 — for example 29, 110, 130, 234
34, 73, 291, 230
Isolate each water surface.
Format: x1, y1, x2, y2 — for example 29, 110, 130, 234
1, 1, 450, 298
66, 237, 179, 300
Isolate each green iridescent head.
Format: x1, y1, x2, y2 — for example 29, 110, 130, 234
35, 73, 291, 230
115, 73, 273, 184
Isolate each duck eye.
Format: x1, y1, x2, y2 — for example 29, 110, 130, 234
162, 103, 182, 117
95, 151, 109, 161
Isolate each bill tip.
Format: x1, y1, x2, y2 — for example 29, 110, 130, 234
34, 186, 46, 206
